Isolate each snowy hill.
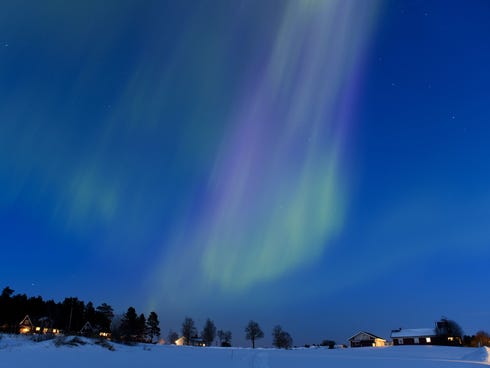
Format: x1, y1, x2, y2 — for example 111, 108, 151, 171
1, 334, 489, 367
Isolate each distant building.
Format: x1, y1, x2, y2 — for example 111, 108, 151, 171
18, 315, 61, 335
18, 315, 34, 334
174, 336, 206, 347
391, 328, 436, 345
348, 331, 386, 348
175, 336, 186, 346
99, 331, 111, 339
80, 321, 95, 337
391, 318, 462, 346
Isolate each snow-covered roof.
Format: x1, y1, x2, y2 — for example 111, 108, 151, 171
391, 328, 436, 338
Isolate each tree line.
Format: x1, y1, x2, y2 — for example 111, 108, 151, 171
463, 331, 490, 347
175, 317, 293, 349
0, 286, 113, 335
4, 286, 487, 349
0, 286, 159, 343
0, 286, 296, 348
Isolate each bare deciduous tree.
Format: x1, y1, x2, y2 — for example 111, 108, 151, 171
245, 320, 264, 349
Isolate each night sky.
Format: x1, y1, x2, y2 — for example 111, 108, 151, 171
1, 0, 490, 346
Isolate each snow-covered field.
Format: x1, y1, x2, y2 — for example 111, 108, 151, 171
1, 334, 489, 367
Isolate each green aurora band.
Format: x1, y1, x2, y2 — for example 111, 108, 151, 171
153, 1, 381, 301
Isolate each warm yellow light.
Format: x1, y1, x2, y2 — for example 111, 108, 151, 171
35, 327, 41, 332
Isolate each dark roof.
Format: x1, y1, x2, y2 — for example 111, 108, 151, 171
348, 331, 386, 341
19, 315, 34, 327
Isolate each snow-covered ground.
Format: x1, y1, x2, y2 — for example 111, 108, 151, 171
1, 334, 489, 367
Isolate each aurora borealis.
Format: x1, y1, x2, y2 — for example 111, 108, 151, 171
2, 0, 490, 345
153, 1, 379, 297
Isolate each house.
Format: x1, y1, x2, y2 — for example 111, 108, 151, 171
348, 331, 386, 347
391, 318, 463, 346
80, 321, 95, 336
18, 315, 62, 335
99, 331, 111, 339
175, 336, 186, 346
36, 317, 61, 335
391, 328, 436, 345
174, 336, 206, 347
18, 315, 34, 334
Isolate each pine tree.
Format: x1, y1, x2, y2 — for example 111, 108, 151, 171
121, 307, 139, 341
147, 311, 160, 342
181, 317, 197, 345
0, 287, 14, 332
137, 313, 147, 342
95, 303, 114, 331
201, 318, 216, 346
84, 302, 96, 324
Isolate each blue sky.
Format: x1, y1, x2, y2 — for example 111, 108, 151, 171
1, 0, 489, 346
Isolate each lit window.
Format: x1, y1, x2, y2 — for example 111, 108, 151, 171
426, 337, 431, 343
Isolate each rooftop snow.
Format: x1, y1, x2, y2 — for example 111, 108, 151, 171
391, 328, 436, 338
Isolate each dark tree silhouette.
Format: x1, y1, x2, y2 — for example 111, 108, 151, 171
0, 286, 117, 336
168, 330, 179, 345
181, 317, 197, 345
137, 313, 147, 341
95, 303, 114, 331
121, 307, 139, 341
147, 311, 160, 342
1, 286, 14, 298
472, 331, 490, 347
435, 317, 463, 345
272, 325, 293, 349
0, 287, 15, 332
245, 320, 264, 348
201, 318, 216, 346
217, 329, 232, 347
62, 297, 85, 333
84, 302, 96, 325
